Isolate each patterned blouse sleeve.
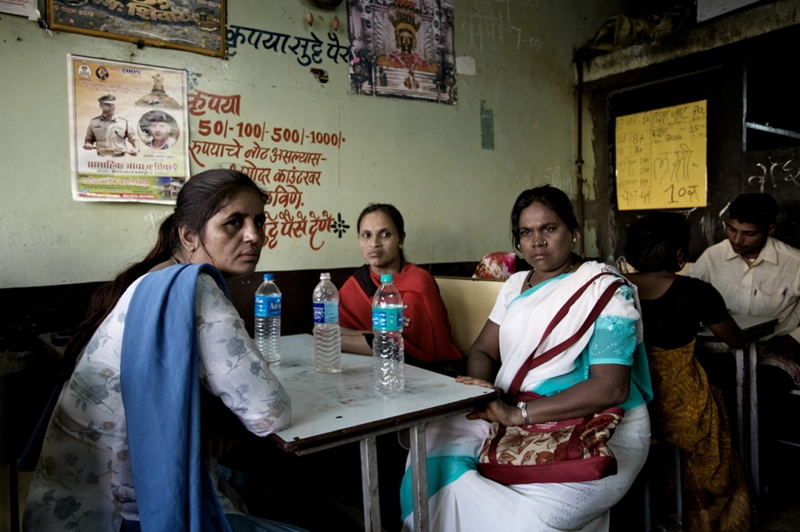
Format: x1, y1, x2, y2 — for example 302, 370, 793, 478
194, 274, 292, 436
587, 283, 640, 367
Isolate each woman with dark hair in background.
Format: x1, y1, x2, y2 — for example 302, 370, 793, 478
625, 212, 749, 531
339, 203, 464, 373
24, 170, 303, 532
401, 186, 653, 531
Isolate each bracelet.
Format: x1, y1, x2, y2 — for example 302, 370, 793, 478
516, 401, 529, 426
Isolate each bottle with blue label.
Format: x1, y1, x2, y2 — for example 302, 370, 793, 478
255, 273, 281, 365
313, 272, 342, 373
372, 273, 404, 393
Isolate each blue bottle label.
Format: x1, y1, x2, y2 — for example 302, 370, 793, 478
372, 306, 403, 332
255, 295, 281, 317
313, 302, 339, 324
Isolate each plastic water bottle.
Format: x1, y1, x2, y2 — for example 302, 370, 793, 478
313, 272, 342, 373
255, 273, 281, 365
372, 274, 404, 393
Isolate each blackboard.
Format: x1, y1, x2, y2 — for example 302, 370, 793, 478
743, 146, 800, 249
605, 65, 744, 261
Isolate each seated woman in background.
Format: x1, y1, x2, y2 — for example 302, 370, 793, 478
625, 212, 749, 532
401, 186, 652, 531
24, 170, 302, 532
339, 203, 464, 373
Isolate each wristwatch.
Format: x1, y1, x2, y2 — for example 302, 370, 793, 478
517, 401, 530, 426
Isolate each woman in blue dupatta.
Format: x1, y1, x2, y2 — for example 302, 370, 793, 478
400, 186, 653, 532
24, 170, 304, 532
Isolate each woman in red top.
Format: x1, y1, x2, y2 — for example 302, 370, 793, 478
339, 203, 464, 373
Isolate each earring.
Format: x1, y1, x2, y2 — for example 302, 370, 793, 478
516, 244, 521, 250
572, 238, 577, 243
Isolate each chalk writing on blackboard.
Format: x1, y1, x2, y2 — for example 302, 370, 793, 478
747, 157, 800, 192
615, 100, 707, 210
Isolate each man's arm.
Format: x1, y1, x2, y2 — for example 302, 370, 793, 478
766, 268, 800, 359
126, 122, 140, 155
83, 121, 96, 150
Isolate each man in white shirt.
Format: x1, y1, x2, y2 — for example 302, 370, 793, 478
688, 193, 800, 488
688, 193, 800, 384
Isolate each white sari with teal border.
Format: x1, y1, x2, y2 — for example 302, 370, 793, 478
400, 262, 652, 532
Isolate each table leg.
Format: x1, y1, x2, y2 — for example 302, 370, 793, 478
360, 436, 381, 532
410, 424, 430, 532
735, 346, 746, 465
749, 341, 760, 498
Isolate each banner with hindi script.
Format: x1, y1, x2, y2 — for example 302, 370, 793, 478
68, 55, 190, 204
0, 0, 38, 18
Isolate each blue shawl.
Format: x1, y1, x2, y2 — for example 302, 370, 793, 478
121, 263, 233, 532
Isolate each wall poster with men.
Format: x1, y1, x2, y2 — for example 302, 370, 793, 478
68, 55, 190, 203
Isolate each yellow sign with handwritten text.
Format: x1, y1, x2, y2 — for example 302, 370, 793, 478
615, 100, 707, 210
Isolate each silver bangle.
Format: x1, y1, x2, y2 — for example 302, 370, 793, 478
517, 401, 529, 426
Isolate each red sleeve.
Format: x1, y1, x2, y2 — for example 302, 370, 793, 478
338, 275, 372, 330
398, 267, 464, 363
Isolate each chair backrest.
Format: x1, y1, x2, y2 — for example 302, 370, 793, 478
10, 382, 63, 532
435, 276, 504, 355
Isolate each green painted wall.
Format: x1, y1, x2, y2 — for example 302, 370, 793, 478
0, 1, 622, 288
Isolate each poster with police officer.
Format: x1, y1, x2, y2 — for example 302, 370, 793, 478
68, 55, 189, 203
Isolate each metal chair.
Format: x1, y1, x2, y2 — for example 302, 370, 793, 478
9, 383, 63, 532
643, 440, 684, 532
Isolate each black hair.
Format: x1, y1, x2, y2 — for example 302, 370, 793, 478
625, 212, 689, 272
357, 203, 406, 262
141, 111, 175, 136
728, 193, 778, 229
146, 111, 170, 122
510, 185, 579, 249
62, 169, 268, 378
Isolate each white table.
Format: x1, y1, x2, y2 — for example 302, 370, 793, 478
267, 334, 495, 532
697, 314, 776, 498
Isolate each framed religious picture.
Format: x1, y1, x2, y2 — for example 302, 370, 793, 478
348, 0, 456, 104
47, 0, 226, 58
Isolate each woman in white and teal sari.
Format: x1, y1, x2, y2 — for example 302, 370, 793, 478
401, 186, 652, 532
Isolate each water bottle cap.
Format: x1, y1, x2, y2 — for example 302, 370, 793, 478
263, 273, 274, 281
380, 274, 393, 283
320, 272, 331, 280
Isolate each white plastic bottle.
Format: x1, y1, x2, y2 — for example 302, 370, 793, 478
372, 273, 404, 393
313, 272, 342, 373
254, 273, 281, 365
